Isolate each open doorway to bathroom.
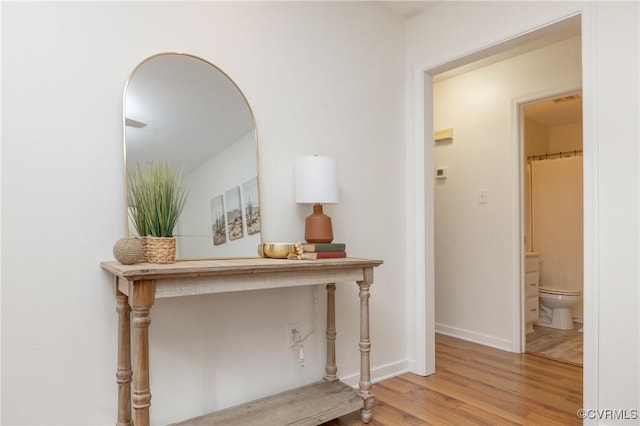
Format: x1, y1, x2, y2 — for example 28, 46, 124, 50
522, 92, 584, 366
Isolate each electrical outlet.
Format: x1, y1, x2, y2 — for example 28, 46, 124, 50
287, 323, 301, 348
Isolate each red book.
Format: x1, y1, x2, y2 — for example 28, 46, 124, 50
300, 251, 347, 260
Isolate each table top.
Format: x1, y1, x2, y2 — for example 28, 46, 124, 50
101, 257, 383, 282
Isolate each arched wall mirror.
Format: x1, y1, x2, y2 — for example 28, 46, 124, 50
124, 52, 261, 259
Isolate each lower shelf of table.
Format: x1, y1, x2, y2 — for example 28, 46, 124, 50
169, 379, 365, 426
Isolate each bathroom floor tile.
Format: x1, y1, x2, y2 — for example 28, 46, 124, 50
526, 322, 583, 366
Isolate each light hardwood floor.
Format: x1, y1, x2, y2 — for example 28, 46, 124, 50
324, 333, 583, 425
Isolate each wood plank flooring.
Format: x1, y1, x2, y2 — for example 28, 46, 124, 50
323, 333, 582, 425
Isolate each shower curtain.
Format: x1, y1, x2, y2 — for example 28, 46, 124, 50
530, 156, 583, 304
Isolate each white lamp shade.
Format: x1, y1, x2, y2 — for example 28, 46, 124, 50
295, 155, 339, 204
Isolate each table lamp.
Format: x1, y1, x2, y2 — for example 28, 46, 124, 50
295, 155, 339, 243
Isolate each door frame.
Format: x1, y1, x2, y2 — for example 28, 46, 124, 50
409, 7, 598, 414
515, 88, 583, 352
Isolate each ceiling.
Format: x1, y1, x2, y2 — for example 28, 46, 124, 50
380, 1, 439, 19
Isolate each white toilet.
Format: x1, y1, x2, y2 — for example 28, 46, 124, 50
537, 287, 581, 330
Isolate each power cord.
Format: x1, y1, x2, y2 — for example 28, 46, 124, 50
291, 286, 319, 367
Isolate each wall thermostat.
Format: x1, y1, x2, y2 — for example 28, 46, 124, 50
435, 167, 448, 179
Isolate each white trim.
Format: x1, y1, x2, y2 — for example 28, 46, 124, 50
423, 73, 436, 375
435, 325, 512, 352
512, 96, 526, 353
413, 71, 435, 377
512, 86, 583, 353
579, 2, 599, 418
408, 66, 429, 376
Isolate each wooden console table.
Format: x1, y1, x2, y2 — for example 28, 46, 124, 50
101, 257, 383, 426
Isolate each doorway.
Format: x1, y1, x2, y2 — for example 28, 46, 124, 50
431, 27, 582, 352
412, 9, 597, 413
521, 93, 584, 366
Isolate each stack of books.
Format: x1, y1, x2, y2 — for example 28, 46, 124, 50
288, 242, 347, 260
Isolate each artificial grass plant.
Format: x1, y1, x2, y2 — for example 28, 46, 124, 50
127, 161, 188, 238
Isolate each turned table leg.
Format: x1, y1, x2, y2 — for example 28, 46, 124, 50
115, 281, 132, 426
324, 283, 337, 381
357, 268, 374, 423
130, 280, 155, 426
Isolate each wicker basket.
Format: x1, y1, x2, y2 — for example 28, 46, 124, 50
139, 236, 148, 263
145, 236, 176, 264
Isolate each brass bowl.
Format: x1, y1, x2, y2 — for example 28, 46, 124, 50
261, 243, 295, 259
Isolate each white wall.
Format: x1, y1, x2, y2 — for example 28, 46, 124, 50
1, 2, 407, 424
525, 118, 550, 157
406, 0, 639, 420
592, 1, 639, 418
549, 122, 582, 152
432, 37, 582, 349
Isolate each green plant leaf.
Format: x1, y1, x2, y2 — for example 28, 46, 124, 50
127, 161, 188, 237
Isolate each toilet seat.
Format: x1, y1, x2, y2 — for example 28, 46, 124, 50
539, 286, 581, 296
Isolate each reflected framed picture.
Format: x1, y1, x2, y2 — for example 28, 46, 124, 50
210, 195, 226, 246
225, 186, 244, 241
242, 177, 261, 236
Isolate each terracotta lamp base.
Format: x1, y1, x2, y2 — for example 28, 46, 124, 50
305, 204, 334, 243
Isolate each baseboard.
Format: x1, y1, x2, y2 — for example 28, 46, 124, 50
435, 323, 512, 352
407, 359, 433, 377
340, 360, 409, 387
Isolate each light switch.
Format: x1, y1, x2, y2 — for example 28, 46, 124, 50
478, 189, 488, 204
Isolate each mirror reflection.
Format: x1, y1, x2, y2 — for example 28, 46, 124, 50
124, 53, 261, 259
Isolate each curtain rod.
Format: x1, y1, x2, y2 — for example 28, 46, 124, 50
527, 149, 583, 161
